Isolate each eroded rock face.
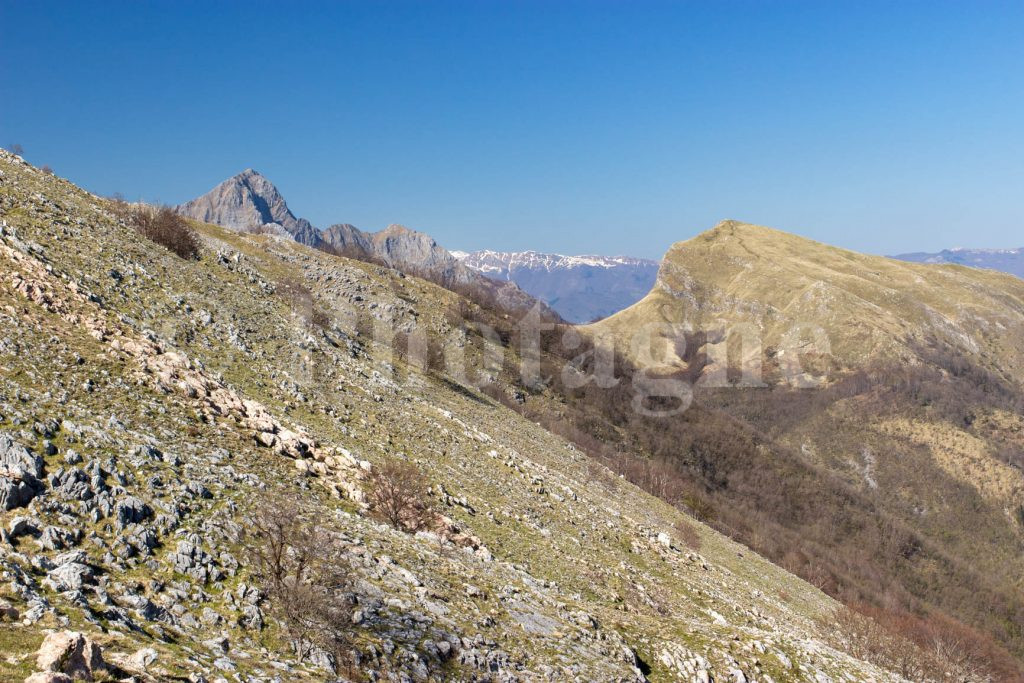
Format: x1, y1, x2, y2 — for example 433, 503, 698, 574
42, 551, 95, 595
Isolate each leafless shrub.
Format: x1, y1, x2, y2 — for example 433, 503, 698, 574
6, 143, 24, 155
672, 519, 702, 551
40, 164, 54, 175
585, 458, 619, 493
366, 456, 433, 533
122, 204, 201, 260
245, 493, 352, 667
826, 605, 1003, 682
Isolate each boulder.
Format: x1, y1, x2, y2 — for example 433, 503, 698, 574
127, 646, 159, 670
1, 434, 43, 511
34, 630, 106, 680
0, 433, 43, 478
44, 553, 94, 592
38, 526, 76, 551
8, 514, 40, 537
0, 476, 38, 511
114, 496, 151, 528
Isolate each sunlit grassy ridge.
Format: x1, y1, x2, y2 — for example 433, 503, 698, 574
586, 218, 1024, 676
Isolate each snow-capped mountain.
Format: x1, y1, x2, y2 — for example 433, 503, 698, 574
893, 247, 1024, 279
453, 250, 659, 323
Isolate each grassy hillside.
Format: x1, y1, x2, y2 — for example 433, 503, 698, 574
0, 153, 917, 681
579, 219, 1024, 678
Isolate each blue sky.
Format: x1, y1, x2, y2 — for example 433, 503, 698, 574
1, 1, 1022, 259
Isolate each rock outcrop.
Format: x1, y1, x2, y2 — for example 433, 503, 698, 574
1, 434, 44, 510
32, 631, 107, 681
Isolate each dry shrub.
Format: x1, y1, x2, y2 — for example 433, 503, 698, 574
245, 493, 352, 668
827, 604, 1009, 682
366, 456, 433, 533
119, 203, 201, 260
585, 458, 619, 493
672, 519, 702, 551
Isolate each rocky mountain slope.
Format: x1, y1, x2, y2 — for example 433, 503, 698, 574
588, 220, 1024, 676
176, 171, 552, 317
452, 250, 659, 323
0, 154, 915, 681
894, 247, 1024, 279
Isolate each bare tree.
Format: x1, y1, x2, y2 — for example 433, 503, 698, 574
245, 493, 351, 666
366, 457, 433, 533
6, 143, 24, 155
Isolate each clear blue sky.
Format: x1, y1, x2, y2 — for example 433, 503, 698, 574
2, 1, 1022, 258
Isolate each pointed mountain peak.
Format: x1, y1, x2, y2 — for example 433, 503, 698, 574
176, 169, 320, 245
233, 168, 277, 188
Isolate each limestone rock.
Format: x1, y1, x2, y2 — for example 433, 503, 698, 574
34, 630, 106, 680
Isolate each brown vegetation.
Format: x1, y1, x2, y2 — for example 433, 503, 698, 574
245, 493, 352, 668
407, 283, 1024, 679
114, 201, 201, 260
672, 519, 702, 551
275, 276, 331, 330
826, 604, 1014, 682
302, 233, 1024, 677
366, 457, 433, 533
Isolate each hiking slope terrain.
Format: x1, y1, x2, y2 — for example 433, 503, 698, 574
0, 154, 907, 681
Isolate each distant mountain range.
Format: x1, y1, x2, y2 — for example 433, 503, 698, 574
178, 171, 1024, 328
176, 170, 557, 316
893, 247, 1024, 278
452, 250, 659, 323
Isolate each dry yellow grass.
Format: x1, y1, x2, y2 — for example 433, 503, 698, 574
591, 220, 1024, 374
874, 417, 1024, 510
